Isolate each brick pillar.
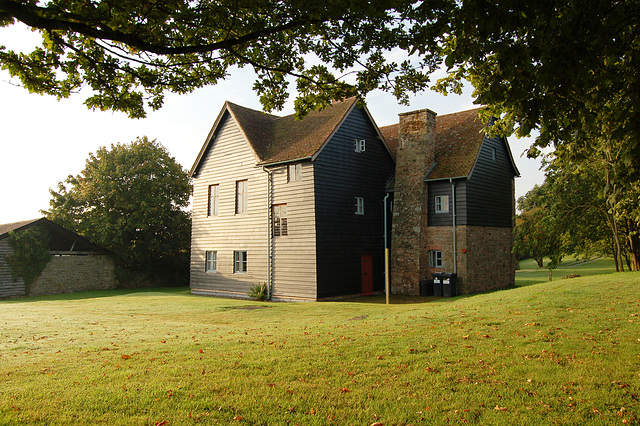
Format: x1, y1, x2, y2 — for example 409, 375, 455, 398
390, 109, 437, 295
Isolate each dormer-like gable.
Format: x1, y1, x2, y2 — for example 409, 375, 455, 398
190, 98, 393, 177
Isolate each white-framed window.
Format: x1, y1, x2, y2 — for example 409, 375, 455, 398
355, 197, 365, 215
354, 139, 366, 153
208, 184, 219, 216
272, 204, 288, 237
205, 251, 217, 272
435, 195, 449, 213
429, 250, 443, 268
234, 250, 247, 274
287, 163, 302, 182
235, 180, 248, 214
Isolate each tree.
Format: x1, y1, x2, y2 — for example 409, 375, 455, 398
44, 137, 192, 283
514, 185, 565, 279
2, 0, 638, 165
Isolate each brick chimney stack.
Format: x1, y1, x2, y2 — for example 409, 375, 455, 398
390, 108, 437, 295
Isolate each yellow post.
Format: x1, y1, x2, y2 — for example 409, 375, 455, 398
385, 248, 390, 305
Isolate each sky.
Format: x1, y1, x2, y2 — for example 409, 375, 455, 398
0, 27, 545, 225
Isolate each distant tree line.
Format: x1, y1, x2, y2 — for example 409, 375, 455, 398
515, 139, 640, 275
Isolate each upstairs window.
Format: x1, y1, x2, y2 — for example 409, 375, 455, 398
354, 139, 366, 153
234, 250, 247, 274
287, 163, 302, 182
429, 250, 443, 268
490, 147, 497, 161
355, 197, 365, 215
435, 195, 449, 213
272, 204, 288, 237
235, 180, 248, 214
208, 184, 219, 216
205, 251, 217, 272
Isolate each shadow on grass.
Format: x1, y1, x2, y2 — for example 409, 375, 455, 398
335, 294, 460, 304
1, 286, 190, 304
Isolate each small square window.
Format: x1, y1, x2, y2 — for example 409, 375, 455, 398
429, 250, 443, 268
354, 139, 366, 153
234, 250, 247, 274
287, 163, 302, 182
355, 197, 364, 215
205, 251, 217, 272
435, 195, 449, 213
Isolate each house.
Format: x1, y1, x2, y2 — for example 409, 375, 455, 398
0, 218, 116, 298
189, 99, 519, 300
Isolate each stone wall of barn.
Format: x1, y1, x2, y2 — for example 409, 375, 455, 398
28, 254, 116, 296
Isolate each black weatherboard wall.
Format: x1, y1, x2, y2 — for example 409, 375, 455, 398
428, 135, 515, 228
313, 107, 395, 299
465, 135, 516, 227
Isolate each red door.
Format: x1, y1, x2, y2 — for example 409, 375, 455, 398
361, 254, 373, 296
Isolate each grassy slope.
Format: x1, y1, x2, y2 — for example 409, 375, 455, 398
1, 273, 639, 425
516, 256, 619, 287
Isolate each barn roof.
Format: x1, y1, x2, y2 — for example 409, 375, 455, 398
0, 218, 111, 253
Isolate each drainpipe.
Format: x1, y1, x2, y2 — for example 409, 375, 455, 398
383, 193, 390, 305
450, 178, 457, 274
261, 166, 272, 299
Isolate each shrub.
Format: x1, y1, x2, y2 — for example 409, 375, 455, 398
247, 283, 268, 301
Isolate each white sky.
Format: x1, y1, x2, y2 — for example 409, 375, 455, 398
0, 26, 545, 225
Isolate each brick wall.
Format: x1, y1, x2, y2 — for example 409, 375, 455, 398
459, 226, 515, 294
28, 254, 116, 296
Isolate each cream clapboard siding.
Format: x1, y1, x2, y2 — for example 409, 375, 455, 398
269, 162, 317, 300
190, 112, 269, 297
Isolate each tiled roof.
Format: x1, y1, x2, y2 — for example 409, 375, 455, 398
379, 107, 486, 179
227, 98, 358, 165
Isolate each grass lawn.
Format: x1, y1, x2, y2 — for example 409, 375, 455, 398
1, 273, 639, 425
516, 256, 619, 287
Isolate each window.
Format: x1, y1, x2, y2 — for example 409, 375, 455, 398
234, 251, 247, 274
235, 180, 248, 214
205, 251, 217, 272
287, 163, 302, 182
490, 147, 497, 161
429, 250, 443, 268
208, 184, 219, 216
354, 139, 366, 153
355, 197, 364, 215
435, 195, 449, 213
272, 204, 288, 237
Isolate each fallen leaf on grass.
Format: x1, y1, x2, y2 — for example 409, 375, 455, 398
233, 416, 243, 420
339, 387, 350, 393
121, 354, 131, 360
494, 406, 507, 411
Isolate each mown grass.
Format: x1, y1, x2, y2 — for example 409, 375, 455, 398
516, 256, 618, 287
1, 274, 639, 425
